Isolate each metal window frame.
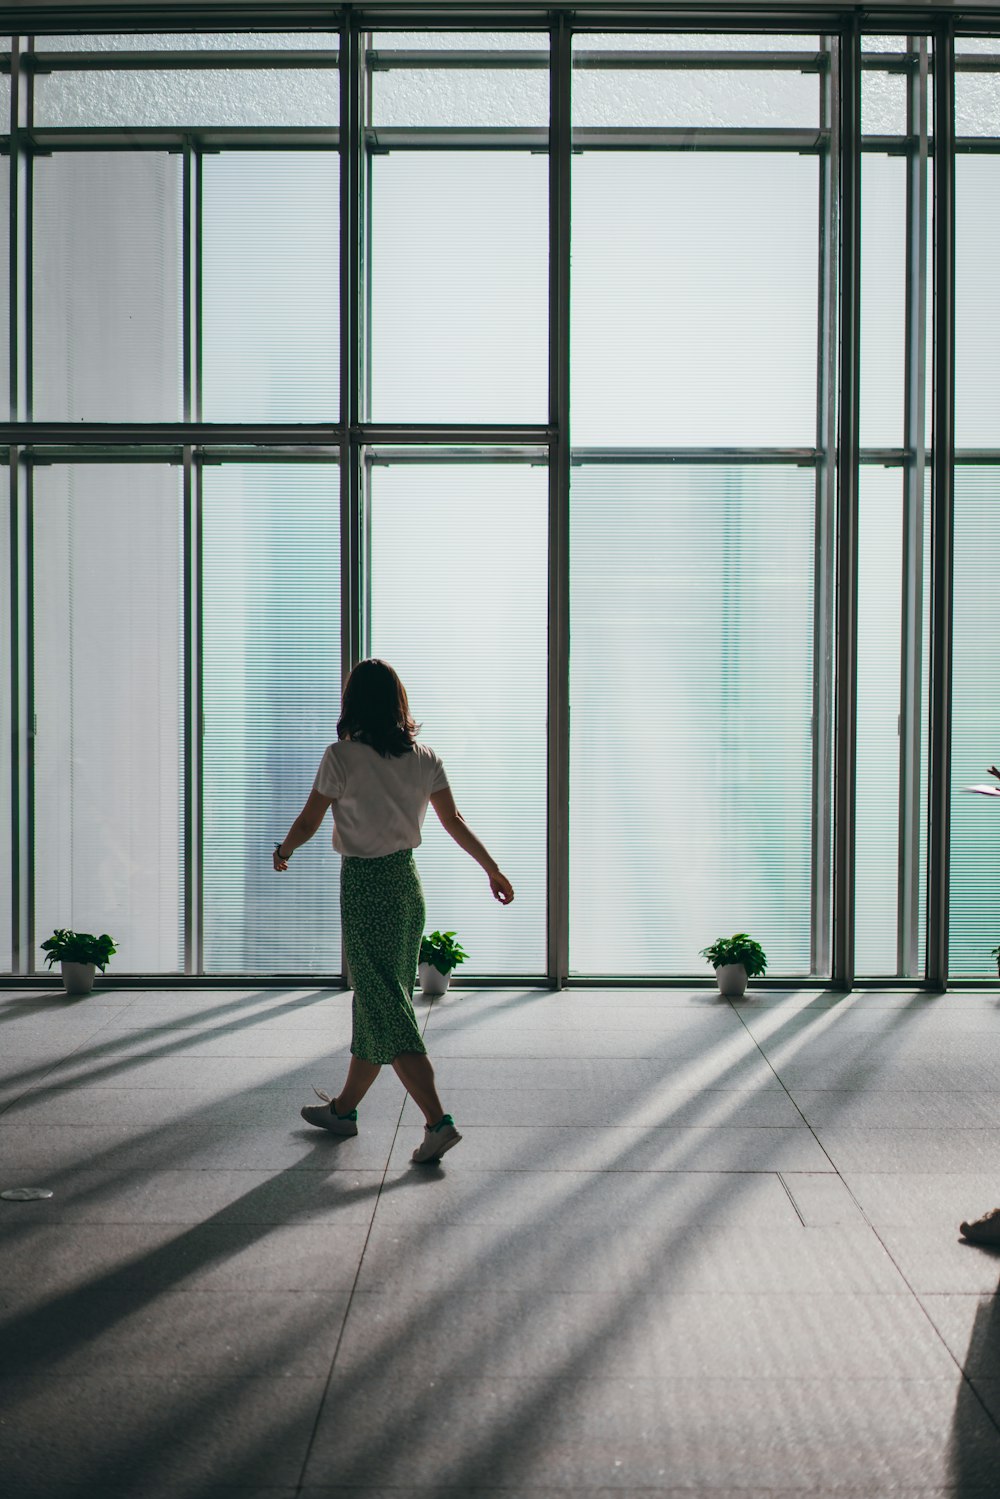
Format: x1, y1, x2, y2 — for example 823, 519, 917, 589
0, 8, 993, 989
831, 14, 860, 990
926, 17, 956, 990
897, 32, 930, 978
811, 28, 837, 978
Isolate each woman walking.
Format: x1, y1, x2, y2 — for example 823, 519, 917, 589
273, 658, 514, 1163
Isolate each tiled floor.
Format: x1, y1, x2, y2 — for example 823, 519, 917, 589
2, 982, 1000, 1497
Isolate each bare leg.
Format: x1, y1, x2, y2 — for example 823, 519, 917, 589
392, 1052, 446, 1126
334, 1056, 381, 1115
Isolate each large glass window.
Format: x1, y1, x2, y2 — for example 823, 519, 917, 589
369, 457, 548, 976
4, 20, 1000, 986
370, 152, 548, 423
202, 463, 341, 974
32, 153, 183, 422
571, 151, 819, 447
201, 152, 339, 423
569, 464, 817, 976
32, 465, 184, 973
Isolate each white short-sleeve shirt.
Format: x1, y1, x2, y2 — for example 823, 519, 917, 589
312, 739, 450, 859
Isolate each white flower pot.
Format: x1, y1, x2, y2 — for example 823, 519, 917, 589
62, 961, 97, 996
418, 962, 451, 997
715, 962, 748, 999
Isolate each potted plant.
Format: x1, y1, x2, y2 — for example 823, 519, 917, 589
40, 929, 118, 997
418, 930, 468, 998
699, 932, 767, 999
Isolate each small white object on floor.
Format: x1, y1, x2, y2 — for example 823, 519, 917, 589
1, 1187, 54, 1202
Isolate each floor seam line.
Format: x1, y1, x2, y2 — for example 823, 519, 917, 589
295, 1027, 415, 1490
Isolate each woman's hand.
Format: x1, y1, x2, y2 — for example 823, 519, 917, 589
273, 848, 289, 873
489, 870, 515, 905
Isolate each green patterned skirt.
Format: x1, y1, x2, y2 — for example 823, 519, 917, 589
340, 846, 428, 1065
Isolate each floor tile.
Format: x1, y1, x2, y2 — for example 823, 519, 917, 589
403, 1085, 805, 1128
39, 1022, 356, 1060
859, 1228, 1000, 1295
816, 1128, 1000, 1174
0, 1119, 400, 1173
0, 1165, 386, 1225
0, 1082, 405, 1128
0, 1220, 372, 1294
360, 1164, 799, 1230
778, 1172, 870, 1226
336, 1287, 956, 1380
0, 1373, 325, 1499
790, 1089, 1000, 1129
0, 1287, 350, 1377
387, 1123, 832, 1174
37, 1051, 359, 1093
843, 1172, 1000, 1227
303, 1371, 1000, 1491
918, 1294, 1000, 1376
356, 1218, 908, 1296
427, 1054, 786, 1091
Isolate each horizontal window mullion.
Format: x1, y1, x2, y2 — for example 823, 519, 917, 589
575, 127, 828, 150
26, 127, 340, 150
28, 50, 341, 72
571, 447, 819, 464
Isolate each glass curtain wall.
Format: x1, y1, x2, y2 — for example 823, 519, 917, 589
569, 34, 828, 976
16, 30, 342, 977
2, 14, 1000, 985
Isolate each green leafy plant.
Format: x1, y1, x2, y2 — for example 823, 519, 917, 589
41, 929, 118, 973
419, 930, 468, 975
699, 933, 767, 978
991, 944, 1000, 978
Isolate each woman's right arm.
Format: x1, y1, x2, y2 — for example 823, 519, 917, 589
430, 788, 514, 905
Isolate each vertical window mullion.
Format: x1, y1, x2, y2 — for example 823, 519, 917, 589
184, 446, 200, 976
548, 14, 570, 989
340, 17, 363, 987
833, 19, 862, 989
813, 34, 837, 978
9, 36, 32, 973
927, 22, 956, 989
898, 35, 930, 978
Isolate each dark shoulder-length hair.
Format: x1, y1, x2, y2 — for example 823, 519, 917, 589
337, 658, 419, 758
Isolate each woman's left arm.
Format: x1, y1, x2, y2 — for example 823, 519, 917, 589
273, 789, 333, 871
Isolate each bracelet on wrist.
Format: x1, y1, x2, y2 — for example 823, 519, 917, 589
274, 841, 291, 860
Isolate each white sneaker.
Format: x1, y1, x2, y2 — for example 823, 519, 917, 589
412, 1115, 462, 1164
300, 1087, 359, 1137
